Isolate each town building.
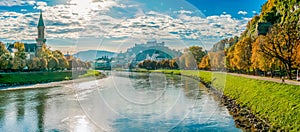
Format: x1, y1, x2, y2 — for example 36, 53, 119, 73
92, 56, 112, 70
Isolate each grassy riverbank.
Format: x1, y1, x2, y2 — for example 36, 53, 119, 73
139, 69, 299, 131
0, 70, 102, 87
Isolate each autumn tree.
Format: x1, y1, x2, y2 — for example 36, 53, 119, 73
27, 57, 42, 71
0, 42, 11, 71
40, 58, 48, 71
53, 50, 69, 70
36, 44, 51, 58
169, 59, 179, 69
0, 53, 13, 71
48, 56, 59, 70
14, 42, 26, 60
260, 22, 300, 79
232, 37, 252, 72
198, 55, 211, 70
0, 42, 8, 56
225, 46, 236, 71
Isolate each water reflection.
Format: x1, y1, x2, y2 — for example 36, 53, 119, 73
0, 72, 240, 131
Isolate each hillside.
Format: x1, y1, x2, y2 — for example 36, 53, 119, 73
73, 50, 115, 61
203, 0, 300, 80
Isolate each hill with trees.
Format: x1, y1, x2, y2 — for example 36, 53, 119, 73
199, 0, 300, 79
73, 50, 115, 61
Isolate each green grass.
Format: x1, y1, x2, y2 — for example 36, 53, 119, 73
0, 70, 101, 86
140, 69, 300, 131
0, 71, 73, 85
78, 70, 101, 78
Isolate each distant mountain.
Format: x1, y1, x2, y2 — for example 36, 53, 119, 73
73, 50, 115, 61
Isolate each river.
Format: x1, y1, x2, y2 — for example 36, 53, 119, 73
0, 72, 241, 131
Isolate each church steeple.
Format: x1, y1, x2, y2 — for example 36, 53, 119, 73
37, 11, 45, 27
36, 10, 46, 52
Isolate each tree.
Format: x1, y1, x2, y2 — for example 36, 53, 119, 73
179, 46, 206, 69
57, 58, 69, 70
210, 51, 226, 71
260, 22, 300, 79
53, 50, 69, 70
40, 58, 48, 70
169, 59, 179, 69
36, 44, 51, 58
27, 57, 41, 71
225, 46, 237, 71
198, 55, 211, 70
11, 57, 26, 71
14, 42, 26, 60
0, 42, 8, 56
48, 56, 59, 70
232, 37, 252, 72
0, 53, 13, 71
187, 46, 206, 63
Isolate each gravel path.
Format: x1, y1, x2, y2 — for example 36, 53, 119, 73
228, 73, 300, 86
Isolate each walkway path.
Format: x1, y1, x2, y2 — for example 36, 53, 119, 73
228, 73, 300, 86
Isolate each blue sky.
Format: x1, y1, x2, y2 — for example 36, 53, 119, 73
0, 0, 267, 53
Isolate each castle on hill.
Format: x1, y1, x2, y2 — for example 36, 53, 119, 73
112, 40, 182, 68
7, 11, 46, 59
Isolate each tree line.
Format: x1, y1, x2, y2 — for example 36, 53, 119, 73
198, 22, 299, 79
138, 22, 299, 80
0, 42, 90, 72
138, 46, 206, 70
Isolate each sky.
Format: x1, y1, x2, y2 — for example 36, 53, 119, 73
0, 0, 267, 54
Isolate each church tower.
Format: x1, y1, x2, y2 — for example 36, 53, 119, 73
36, 11, 46, 51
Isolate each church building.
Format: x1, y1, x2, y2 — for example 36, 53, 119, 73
7, 11, 46, 59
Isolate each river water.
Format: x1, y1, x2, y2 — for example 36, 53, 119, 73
0, 72, 241, 131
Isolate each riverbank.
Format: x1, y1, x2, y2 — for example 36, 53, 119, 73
1, 74, 106, 91
0, 70, 105, 89
134, 69, 299, 131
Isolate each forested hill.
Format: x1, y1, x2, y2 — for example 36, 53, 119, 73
211, 0, 299, 52
241, 0, 299, 38
201, 0, 300, 79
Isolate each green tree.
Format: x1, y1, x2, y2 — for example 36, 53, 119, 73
188, 46, 207, 63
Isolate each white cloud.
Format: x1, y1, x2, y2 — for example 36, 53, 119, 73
0, 0, 249, 50
27, 1, 35, 5
0, 0, 37, 6
238, 11, 247, 15
0, 0, 21, 6
174, 10, 193, 14
34, 1, 47, 10
36, 1, 47, 6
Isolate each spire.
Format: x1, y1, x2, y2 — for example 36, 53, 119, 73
37, 10, 45, 27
